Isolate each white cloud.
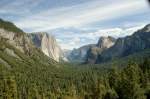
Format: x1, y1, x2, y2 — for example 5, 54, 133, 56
56, 25, 144, 50
57, 37, 82, 50
15, 0, 148, 32
0, 0, 149, 50
85, 25, 145, 39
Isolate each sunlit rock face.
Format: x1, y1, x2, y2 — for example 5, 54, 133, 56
28, 32, 63, 62
0, 28, 32, 54
97, 36, 116, 49
86, 36, 116, 64
41, 33, 62, 62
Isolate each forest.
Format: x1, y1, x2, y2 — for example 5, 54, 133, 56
0, 56, 150, 99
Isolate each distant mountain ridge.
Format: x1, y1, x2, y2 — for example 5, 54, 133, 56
67, 36, 116, 63
67, 24, 150, 64
86, 36, 116, 63
96, 24, 150, 63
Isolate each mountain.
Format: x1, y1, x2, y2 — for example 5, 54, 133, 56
67, 36, 116, 63
97, 36, 116, 48
28, 32, 63, 62
0, 19, 24, 33
0, 19, 58, 66
86, 36, 116, 63
0, 18, 63, 62
0, 19, 33, 55
67, 44, 95, 62
96, 24, 150, 63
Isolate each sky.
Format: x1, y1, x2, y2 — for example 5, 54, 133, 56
0, 0, 150, 50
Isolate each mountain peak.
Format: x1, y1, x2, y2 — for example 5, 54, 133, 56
142, 24, 150, 32
97, 36, 116, 49
96, 24, 150, 63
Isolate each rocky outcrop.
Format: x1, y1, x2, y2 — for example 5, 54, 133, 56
86, 36, 116, 63
96, 24, 150, 63
0, 28, 32, 55
67, 36, 116, 63
28, 33, 63, 62
97, 36, 116, 48
4, 48, 20, 59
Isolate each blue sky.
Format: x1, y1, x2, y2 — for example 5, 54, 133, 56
0, 0, 150, 49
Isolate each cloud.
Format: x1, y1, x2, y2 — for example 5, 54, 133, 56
0, 0, 149, 50
55, 25, 144, 50
0, 0, 43, 15
56, 36, 82, 50
14, 0, 149, 32
84, 25, 145, 39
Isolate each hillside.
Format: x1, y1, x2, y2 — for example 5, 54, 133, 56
0, 19, 24, 34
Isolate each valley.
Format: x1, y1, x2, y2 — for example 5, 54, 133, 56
0, 18, 150, 99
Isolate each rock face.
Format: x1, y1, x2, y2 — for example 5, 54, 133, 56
67, 36, 116, 63
67, 44, 95, 62
86, 36, 116, 63
28, 33, 63, 62
0, 19, 64, 62
97, 36, 116, 49
0, 19, 32, 54
96, 24, 150, 63
0, 19, 60, 69
0, 28, 32, 55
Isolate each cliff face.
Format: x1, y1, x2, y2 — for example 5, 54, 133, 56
0, 19, 64, 62
28, 33, 63, 62
41, 33, 62, 62
97, 36, 116, 49
86, 36, 116, 64
67, 36, 116, 63
0, 28, 32, 55
96, 24, 150, 63
0, 19, 60, 70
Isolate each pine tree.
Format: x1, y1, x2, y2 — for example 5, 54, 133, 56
118, 63, 146, 99
92, 82, 106, 99
2, 76, 18, 99
108, 66, 120, 89
104, 88, 118, 99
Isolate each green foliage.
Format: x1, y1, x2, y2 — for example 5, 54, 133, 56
0, 19, 24, 34
0, 75, 18, 99
104, 89, 118, 99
